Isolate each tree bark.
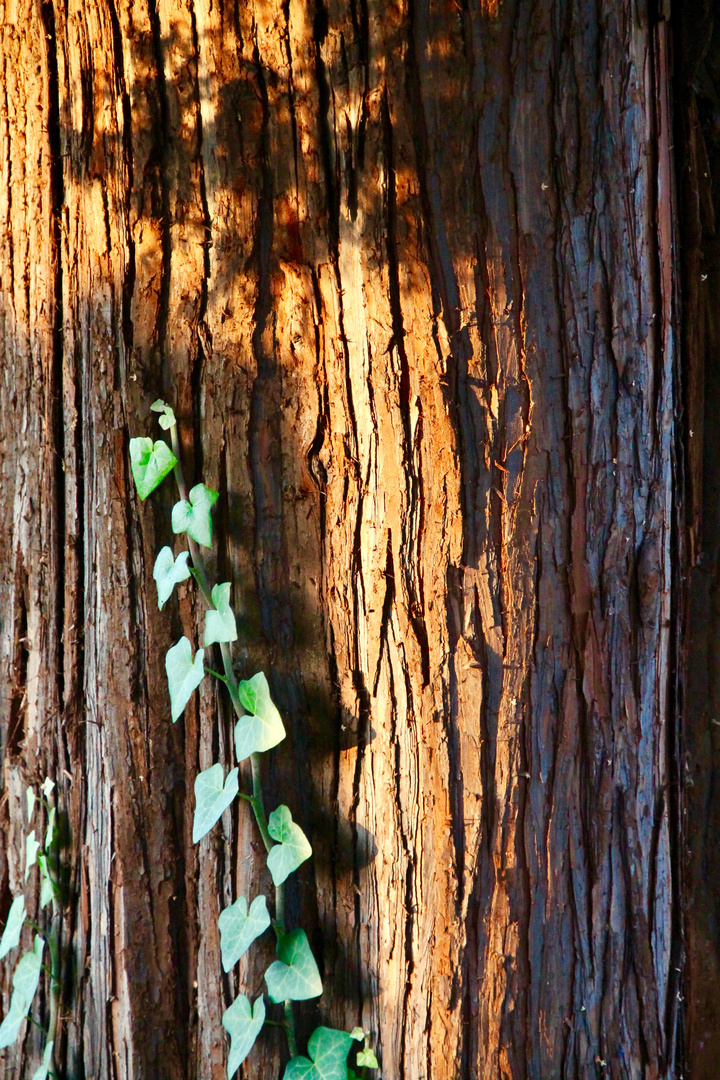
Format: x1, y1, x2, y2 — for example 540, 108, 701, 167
0, 2, 686, 1079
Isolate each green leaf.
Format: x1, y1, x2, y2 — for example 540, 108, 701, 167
234, 672, 286, 761
356, 1048, 379, 1069
265, 929, 322, 1003
204, 582, 238, 646
150, 399, 167, 412
171, 483, 219, 548
26, 786, 35, 822
266, 806, 312, 886
283, 1027, 357, 1080
223, 993, 265, 1077
129, 437, 178, 500
31, 1038, 54, 1080
218, 894, 271, 973
193, 764, 239, 843
166, 637, 205, 722
38, 856, 54, 910
349, 1029, 365, 1042
0, 896, 26, 960
150, 399, 176, 428
25, 831, 40, 881
154, 547, 192, 610
45, 806, 56, 851
0, 935, 45, 1048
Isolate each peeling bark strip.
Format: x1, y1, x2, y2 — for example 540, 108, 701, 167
0, 1, 684, 1079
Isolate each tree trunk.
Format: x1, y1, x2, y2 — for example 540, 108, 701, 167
0, 2, 689, 1078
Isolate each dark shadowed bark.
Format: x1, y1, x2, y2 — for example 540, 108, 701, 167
0, 2, 693, 1078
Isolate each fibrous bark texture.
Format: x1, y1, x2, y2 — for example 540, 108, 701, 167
0, 2, 682, 1079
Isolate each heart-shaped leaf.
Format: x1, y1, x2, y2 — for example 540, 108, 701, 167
283, 1027, 358, 1080
223, 993, 265, 1077
193, 764, 239, 843
218, 894, 271, 972
41, 777, 54, 799
130, 437, 178, 500
150, 399, 177, 429
171, 483, 219, 548
356, 1047, 379, 1068
0, 896, 26, 960
234, 672, 286, 761
25, 831, 40, 881
166, 637, 205, 722
31, 1038, 54, 1080
204, 582, 238, 645
265, 929, 322, 1003
154, 547, 191, 610
38, 856, 54, 910
266, 806, 312, 886
0, 935, 45, 1048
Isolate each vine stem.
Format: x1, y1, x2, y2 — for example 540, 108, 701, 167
45, 789, 61, 1079
168, 421, 298, 1059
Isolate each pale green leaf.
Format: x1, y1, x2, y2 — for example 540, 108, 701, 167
150, 399, 167, 412
171, 483, 219, 548
38, 856, 54, 910
218, 894, 271, 972
26, 786, 35, 822
234, 672, 286, 761
41, 778, 54, 799
166, 637, 205, 722
0, 991, 28, 1048
356, 1048, 379, 1069
129, 437, 177, 500
0, 896, 26, 960
45, 806, 56, 851
349, 1029, 365, 1042
193, 765, 239, 843
204, 582, 237, 646
31, 1038, 54, 1080
0, 935, 45, 1048
25, 831, 40, 881
154, 547, 191, 610
223, 993, 265, 1077
158, 408, 176, 430
266, 806, 312, 886
282, 1027, 357, 1080
265, 929, 322, 1003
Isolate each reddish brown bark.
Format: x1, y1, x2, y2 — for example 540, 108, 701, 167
0, 2, 689, 1079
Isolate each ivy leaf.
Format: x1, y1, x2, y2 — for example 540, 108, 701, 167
150, 399, 176, 429
153, 547, 191, 610
266, 806, 312, 886
38, 856, 54, 910
234, 672, 286, 761
218, 894, 271, 972
193, 764, 239, 843
0, 896, 26, 960
45, 807, 56, 851
129, 437, 178, 501
223, 993, 265, 1077
150, 399, 167, 412
41, 778, 54, 799
204, 582, 238, 646
166, 637, 205, 722
0, 935, 45, 1048
31, 1038, 54, 1080
171, 483, 219, 548
26, 786, 35, 822
349, 1029, 365, 1041
282, 1027, 357, 1080
25, 831, 40, 881
265, 929, 322, 1003
356, 1048, 379, 1069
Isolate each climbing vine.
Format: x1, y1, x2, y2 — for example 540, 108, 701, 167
128, 401, 379, 1079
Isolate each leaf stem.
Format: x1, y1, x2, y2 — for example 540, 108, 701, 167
167, 418, 297, 1059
